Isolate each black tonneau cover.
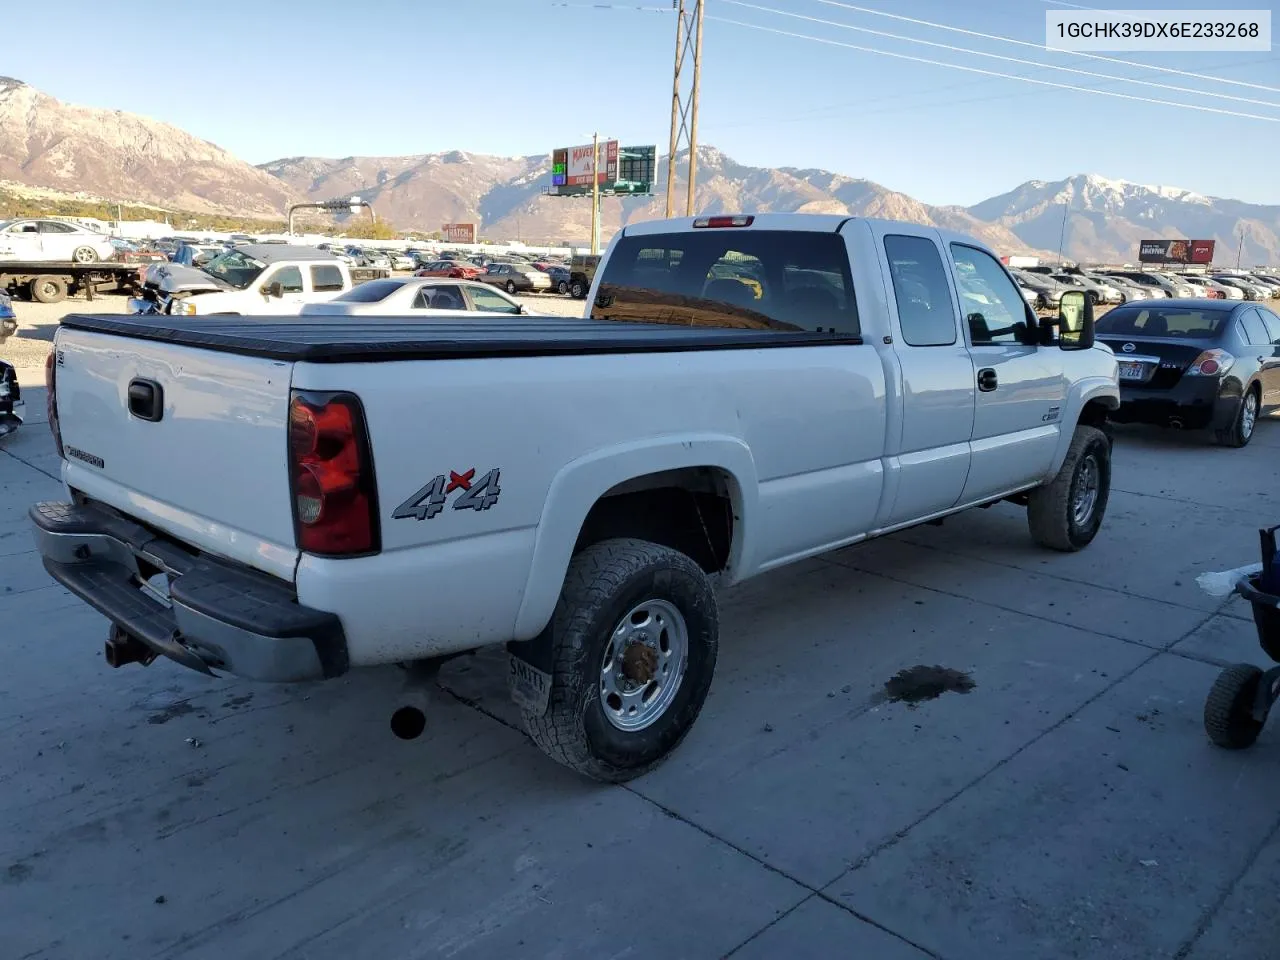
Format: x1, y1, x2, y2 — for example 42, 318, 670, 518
59, 314, 860, 363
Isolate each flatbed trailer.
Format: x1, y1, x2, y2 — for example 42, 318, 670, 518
0, 261, 143, 304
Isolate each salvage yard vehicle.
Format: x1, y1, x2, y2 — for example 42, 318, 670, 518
300, 277, 529, 316
0, 292, 20, 438
129, 244, 389, 316
0, 217, 117, 263
1097, 299, 1280, 447
30, 214, 1118, 782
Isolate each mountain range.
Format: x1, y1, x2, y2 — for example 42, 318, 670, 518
3, 77, 1278, 264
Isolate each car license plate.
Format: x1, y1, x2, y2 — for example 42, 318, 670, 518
1118, 361, 1146, 381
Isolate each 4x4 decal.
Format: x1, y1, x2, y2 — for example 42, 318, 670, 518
392, 467, 502, 521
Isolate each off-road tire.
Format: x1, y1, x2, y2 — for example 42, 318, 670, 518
71, 246, 98, 263
519, 538, 718, 782
29, 276, 68, 304
1214, 386, 1259, 448
1204, 663, 1265, 749
1027, 424, 1110, 552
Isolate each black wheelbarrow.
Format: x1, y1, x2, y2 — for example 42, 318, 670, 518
1204, 525, 1280, 749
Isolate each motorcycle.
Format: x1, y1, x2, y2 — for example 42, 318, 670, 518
0, 292, 23, 438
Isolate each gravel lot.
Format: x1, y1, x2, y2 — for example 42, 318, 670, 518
3, 291, 1280, 959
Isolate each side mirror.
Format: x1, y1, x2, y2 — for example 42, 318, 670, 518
1058, 290, 1094, 351
263, 280, 283, 299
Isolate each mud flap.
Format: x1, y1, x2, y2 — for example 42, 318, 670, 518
506, 625, 553, 716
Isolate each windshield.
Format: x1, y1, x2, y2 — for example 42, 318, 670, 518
1096, 306, 1232, 340
199, 249, 267, 289
591, 229, 859, 334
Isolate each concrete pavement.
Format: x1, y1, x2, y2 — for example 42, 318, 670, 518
2, 378, 1279, 959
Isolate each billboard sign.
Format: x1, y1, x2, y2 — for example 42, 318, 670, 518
548, 144, 657, 197
1138, 238, 1216, 264
564, 140, 619, 186
442, 223, 476, 244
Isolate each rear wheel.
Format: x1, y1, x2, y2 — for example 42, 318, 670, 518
557, 280, 569, 295
1215, 387, 1259, 448
505, 280, 517, 295
1204, 663, 1266, 749
518, 538, 719, 782
29, 275, 68, 304
1027, 425, 1110, 551
72, 246, 98, 264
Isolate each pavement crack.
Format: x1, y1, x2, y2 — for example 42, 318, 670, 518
1172, 805, 1280, 960
0, 445, 59, 482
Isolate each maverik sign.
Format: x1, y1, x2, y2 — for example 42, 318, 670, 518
565, 141, 619, 187
1138, 238, 1216, 265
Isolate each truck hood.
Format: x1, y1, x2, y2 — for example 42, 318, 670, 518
144, 262, 233, 294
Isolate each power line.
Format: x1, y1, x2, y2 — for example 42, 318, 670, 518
542, 2, 671, 9
816, 0, 1280, 93
706, 15, 1280, 122
721, 1, 1280, 109
702, 54, 1276, 131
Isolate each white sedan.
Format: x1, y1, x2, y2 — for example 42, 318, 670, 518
0, 218, 117, 263
300, 277, 531, 317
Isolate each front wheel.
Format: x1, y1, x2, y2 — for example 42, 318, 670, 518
570, 280, 587, 299
557, 280, 569, 295
72, 246, 99, 263
518, 539, 719, 782
1027, 425, 1111, 551
505, 280, 517, 295
1215, 387, 1259, 448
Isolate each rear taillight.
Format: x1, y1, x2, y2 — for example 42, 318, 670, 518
1187, 349, 1234, 377
45, 351, 63, 458
287, 391, 379, 556
693, 215, 754, 228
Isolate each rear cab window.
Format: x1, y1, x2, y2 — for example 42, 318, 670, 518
311, 264, 344, 292
592, 228, 859, 335
332, 279, 406, 303
1096, 306, 1232, 339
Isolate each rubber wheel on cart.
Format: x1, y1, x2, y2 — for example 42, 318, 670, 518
1204, 663, 1266, 749
29, 275, 68, 304
518, 538, 719, 783
1027, 424, 1111, 552
505, 280, 518, 295
570, 279, 587, 300
72, 246, 99, 263
1214, 386, 1259, 448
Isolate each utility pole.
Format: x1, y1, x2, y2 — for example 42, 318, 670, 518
665, 0, 704, 218
1057, 200, 1069, 266
1237, 226, 1245, 268
590, 132, 601, 256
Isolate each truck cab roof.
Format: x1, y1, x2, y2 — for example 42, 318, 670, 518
235, 244, 341, 263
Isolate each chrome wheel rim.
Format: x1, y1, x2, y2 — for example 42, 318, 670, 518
1242, 392, 1258, 439
599, 599, 688, 732
1072, 455, 1100, 527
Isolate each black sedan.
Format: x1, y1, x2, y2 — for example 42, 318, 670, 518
1096, 299, 1280, 447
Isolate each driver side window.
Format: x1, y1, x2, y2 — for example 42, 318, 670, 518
266, 266, 304, 293
949, 244, 1033, 346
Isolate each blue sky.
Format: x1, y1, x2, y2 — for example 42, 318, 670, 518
4, 0, 1278, 205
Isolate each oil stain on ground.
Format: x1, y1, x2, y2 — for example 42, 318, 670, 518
884, 665, 976, 705
147, 701, 198, 725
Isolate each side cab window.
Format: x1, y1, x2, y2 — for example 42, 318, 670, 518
949, 244, 1036, 346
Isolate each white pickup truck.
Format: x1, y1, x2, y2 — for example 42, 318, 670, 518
31, 214, 1119, 782
129, 244, 390, 317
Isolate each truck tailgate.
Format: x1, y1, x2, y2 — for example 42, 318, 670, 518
54, 328, 299, 581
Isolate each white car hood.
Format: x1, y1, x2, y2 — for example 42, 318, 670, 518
144, 262, 232, 294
